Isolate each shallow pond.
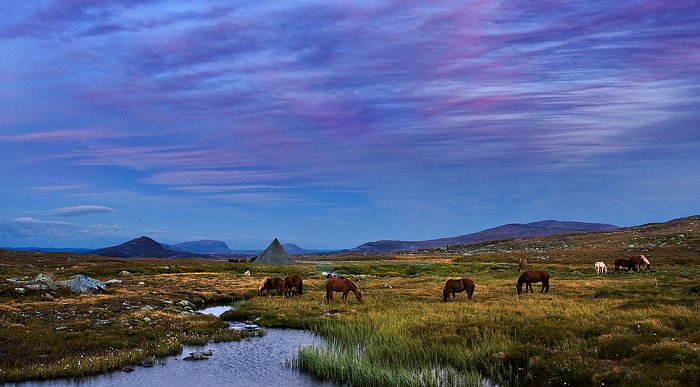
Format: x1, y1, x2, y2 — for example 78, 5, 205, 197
12, 306, 335, 387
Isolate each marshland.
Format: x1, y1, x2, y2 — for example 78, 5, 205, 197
1, 217, 699, 386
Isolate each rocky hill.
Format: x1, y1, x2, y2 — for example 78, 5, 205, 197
90, 236, 196, 258
352, 220, 618, 253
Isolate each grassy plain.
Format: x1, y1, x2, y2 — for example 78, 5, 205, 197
1, 216, 699, 385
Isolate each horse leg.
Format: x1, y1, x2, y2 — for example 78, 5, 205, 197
326, 289, 332, 303
527, 283, 533, 293
342, 291, 349, 303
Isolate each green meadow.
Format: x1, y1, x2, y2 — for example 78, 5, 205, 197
1, 217, 699, 385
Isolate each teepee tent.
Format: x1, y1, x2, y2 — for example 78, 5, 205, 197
253, 238, 296, 264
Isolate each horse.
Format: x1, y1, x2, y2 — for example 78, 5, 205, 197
595, 261, 607, 274
257, 277, 285, 297
325, 278, 363, 303
518, 258, 528, 272
628, 255, 651, 271
284, 275, 303, 297
443, 278, 475, 301
516, 271, 549, 294
614, 258, 637, 272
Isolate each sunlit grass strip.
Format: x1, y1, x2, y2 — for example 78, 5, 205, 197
294, 346, 483, 387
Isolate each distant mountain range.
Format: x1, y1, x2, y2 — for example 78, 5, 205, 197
350, 220, 618, 253
8, 219, 617, 258
89, 236, 198, 258
88, 237, 323, 258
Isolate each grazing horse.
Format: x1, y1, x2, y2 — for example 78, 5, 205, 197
284, 275, 303, 297
614, 258, 637, 272
628, 255, 651, 271
595, 261, 607, 274
257, 277, 285, 297
518, 258, 528, 272
516, 271, 550, 294
325, 278, 363, 303
443, 278, 475, 301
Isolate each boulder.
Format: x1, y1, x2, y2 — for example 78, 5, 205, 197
70, 274, 108, 294
33, 273, 58, 291
177, 300, 195, 309
183, 351, 211, 361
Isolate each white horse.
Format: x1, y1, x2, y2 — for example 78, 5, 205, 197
595, 261, 607, 274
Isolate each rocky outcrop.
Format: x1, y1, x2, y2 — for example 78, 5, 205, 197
70, 274, 108, 294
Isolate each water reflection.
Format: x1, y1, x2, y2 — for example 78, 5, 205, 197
12, 306, 334, 387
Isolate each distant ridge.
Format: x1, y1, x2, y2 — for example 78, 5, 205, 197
351, 220, 618, 253
90, 236, 194, 258
169, 240, 233, 254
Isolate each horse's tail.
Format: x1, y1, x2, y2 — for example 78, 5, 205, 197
298, 277, 303, 295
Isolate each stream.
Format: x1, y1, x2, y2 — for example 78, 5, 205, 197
12, 305, 335, 387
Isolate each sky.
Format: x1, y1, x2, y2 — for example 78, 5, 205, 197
1, 1, 699, 250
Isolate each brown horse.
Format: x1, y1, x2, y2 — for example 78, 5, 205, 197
257, 277, 285, 297
284, 275, 303, 296
518, 258, 528, 272
516, 271, 549, 294
443, 278, 475, 301
325, 278, 363, 303
628, 255, 651, 271
614, 258, 637, 272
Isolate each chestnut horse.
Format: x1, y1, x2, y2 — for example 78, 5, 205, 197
516, 271, 549, 294
325, 278, 363, 303
518, 258, 528, 272
628, 255, 651, 271
443, 278, 475, 301
614, 258, 636, 272
284, 275, 303, 297
257, 277, 285, 297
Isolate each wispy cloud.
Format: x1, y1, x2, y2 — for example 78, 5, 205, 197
1, 1, 698, 247
35, 205, 116, 217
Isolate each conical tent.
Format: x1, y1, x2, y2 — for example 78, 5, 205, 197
253, 238, 296, 264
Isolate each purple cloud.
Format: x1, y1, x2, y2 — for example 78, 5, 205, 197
1, 1, 698, 248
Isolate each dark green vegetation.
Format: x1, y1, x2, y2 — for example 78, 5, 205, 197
1, 216, 699, 385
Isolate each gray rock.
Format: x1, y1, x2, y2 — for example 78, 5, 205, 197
55, 280, 73, 288
137, 281, 146, 286
177, 300, 195, 308
104, 279, 122, 285
43, 293, 55, 300
141, 305, 155, 311
33, 273, 58, 291
183, 351, 210, 361
70, 274, 108, 294
382, 283, 393, 289
119, 271, 132, 276
26, 284, 45, 291
322, 309, 342, 317
14, 287, 26, 294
